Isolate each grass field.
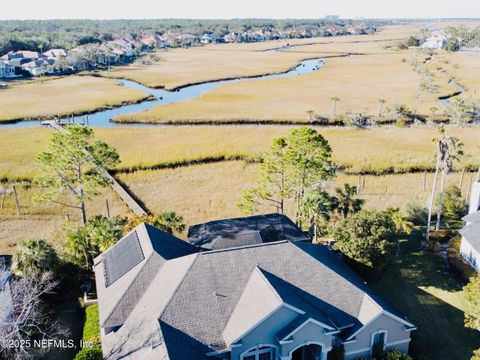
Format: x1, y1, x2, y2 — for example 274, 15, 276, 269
372, 230, 480, 360
101, 25, 416, 90
0, 76, 149, 123
116, 161, 476, 235
2, 126, 480, 180
0, 184, 130, 254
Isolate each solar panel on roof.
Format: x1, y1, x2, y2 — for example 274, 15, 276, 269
104, 231, 144, 287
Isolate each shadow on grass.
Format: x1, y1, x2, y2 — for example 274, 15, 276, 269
371, 228, 480, 360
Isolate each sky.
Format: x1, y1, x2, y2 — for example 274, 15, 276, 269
1, 0, 480, 20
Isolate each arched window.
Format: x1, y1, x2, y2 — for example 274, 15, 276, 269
241, 345, 276, 360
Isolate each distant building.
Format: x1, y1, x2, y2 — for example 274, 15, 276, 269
43, 48, 68, 58
21, 58, 56, 76
460, 181, 480, 271
0, 59, 17, 78
421, 31, 448, 50
324, 15, 340, 20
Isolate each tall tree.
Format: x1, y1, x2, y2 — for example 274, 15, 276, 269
238, 128, 336, 226
331, 183, 364, 218
239, 137, 290, 215
427, 127, 463, 240
435, 128, 464, 230
34, 126, 120, 224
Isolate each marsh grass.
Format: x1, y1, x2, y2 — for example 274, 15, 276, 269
2, 126, 480, 180
0, 76, 149, 123
117, 161, 475, 237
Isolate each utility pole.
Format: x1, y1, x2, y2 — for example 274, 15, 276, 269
12, 185, 20, 215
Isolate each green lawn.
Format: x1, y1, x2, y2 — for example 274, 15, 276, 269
371, 229, 480, 360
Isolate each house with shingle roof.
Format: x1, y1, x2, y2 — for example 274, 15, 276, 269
460, 181, 480, 271
94, 216, 415, 360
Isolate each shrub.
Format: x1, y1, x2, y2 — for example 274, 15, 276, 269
83, 304, 101, 346
439, 185, 465, 220
74, 347, 102, 360
405, 202, 429, 225
332, 210, 397, 270
384, 349, 413, 360
12, 239, 59, 276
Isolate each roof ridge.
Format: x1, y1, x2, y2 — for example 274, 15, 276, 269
253, 266, 284, 303
157, 252, 201, 323
200, 240, 290, 255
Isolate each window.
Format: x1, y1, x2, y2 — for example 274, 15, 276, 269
371, 330, 387, 351
241, 346, 275, 360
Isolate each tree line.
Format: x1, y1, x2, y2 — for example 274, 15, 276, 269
0, 18, 385, 54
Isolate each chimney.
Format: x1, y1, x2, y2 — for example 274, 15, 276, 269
469, 181, 480, 214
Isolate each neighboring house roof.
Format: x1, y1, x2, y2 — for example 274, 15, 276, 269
463, 210, 480, 224
0, 255, 13, 323
460, 222, 480, 254
43, 49, 68, 58
21, 58, 55, 69
97, 223, 413, 360
188, 213, 309, 250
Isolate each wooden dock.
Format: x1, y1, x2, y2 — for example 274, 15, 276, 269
41, 120, 147, 216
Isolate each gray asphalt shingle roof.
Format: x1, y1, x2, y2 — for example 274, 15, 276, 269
460, 222, 480, 253
95, 223, 198, 329
188, 213, 309, 250
158, 241, 410, 356
96, 222, 413, 360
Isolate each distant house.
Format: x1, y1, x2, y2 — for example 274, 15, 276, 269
460, 181, 480, 271
1, 50, 46, 63
0, 59, 17, 78
94, 217, 415, 360
21, 58, 56, 76
188, 213, 309, 250
421, 31, 448, 50
43, 48, 68, 58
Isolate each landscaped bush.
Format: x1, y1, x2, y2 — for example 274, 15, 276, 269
440, 185, 465, 220
405, 202, 429, 225
75, 304, 102, 360
74, 347, 103, 360
83, 304, 101, 346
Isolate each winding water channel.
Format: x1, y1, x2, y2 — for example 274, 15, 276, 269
2, 58, 325, 129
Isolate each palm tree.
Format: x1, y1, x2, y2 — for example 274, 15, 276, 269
385, 208, 414, 235
306, 110, 315, 121
427, 127, 464, 240
12, 239, 58, 276
126, 211, 186, 235
378, 98, 386, 117
435, 131, 464, 230
300, 190, 332, 242
332, 183, 365, 218
331, 97, 340, 117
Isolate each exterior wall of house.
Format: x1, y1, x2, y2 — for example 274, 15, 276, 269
279, 321, 333, 359
230, 306, 299, 360
460, 237, 480, 271
468, 182, 480, 214
343, 313, 412, 360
